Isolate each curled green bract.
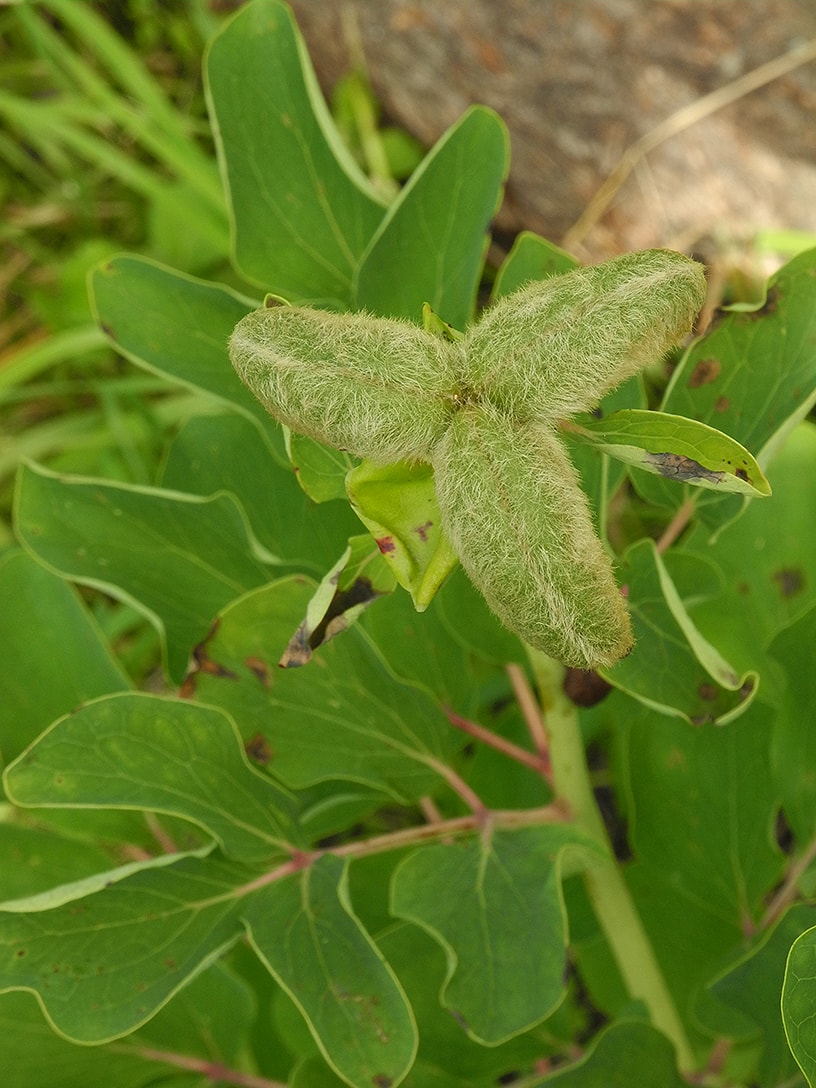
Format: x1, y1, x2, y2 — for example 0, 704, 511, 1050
230, 250, 706, 668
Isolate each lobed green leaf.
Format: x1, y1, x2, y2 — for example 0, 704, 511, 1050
391, 825, 602, 1044
606, 540, 756, 724
354, 106, 509, 327
4, 693, 301, 863
205, 0, 386, 305
492, 231, 579, 298
636, 247, 816, 528
245, 855, 417, 1088
14, 462, 275, 682
160, 412, 361, 572
708, 903, 816, 1088
783, 925, 816, 1087
570, 408, 771, 497
181, 577, 457, 804
0, 552, 129, 771
89, 256, 269, 429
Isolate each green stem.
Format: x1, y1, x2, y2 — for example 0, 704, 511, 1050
527, 648, 696, 1073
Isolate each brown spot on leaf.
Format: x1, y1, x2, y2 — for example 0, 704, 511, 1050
245, 656, 271, 688
698, 683, 718, 701
245, 733, 274, 765
280, 577, 385, 667
689, 357, 721, 388
15, 949, 25, 957
714, 396, 730, 412
739, 677, 755, 702
372, 1077, 392, 1088
187, 619, 237, 680
178, 675, 197, 700
413, 520, 433, 542
645, 451, 725, 485
280, 622, 312, 667
375, 535, 396, 554
773, 568, 804, 598
194, 654, 236, 680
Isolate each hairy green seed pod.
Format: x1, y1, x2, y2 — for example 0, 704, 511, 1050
464, 249, 706, 421
229, 306, 462, 463
432, 403, 632, 669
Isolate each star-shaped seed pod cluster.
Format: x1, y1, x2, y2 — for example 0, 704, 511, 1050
229, 249, 707, 669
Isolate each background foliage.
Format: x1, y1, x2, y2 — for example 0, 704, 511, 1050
3, 2, 816, 1086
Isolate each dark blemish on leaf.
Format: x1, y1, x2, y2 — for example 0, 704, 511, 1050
15, 949, 25, 957
776, 810, 794, 854
689, 357, 721, 388
736, 467, 749, 482
739, 677, 755, 702
698, 683, 718, 701
645, 451, 725, 485
690, 712, 713, 727
450, 1009, 470, 1031
497, 1072, 522, 1085
164, 959, 177, 971
100, 322, 115, 338
245, 655, 271, 688
715, 396, 730, 412
773, 568, 804, 598
188, 620, 237, 681
372, 1077, 392, 1088
563, 668, 612, 708
280, 577, 385, 667
750, 285, 779, 317
245, 733, 274, 765
413, 520, 433, 542
737, 581, 750, 595
279, 621, 312, 667
375, 535, 396, 554
193, 652, 236, 680
178, 675, 197, 700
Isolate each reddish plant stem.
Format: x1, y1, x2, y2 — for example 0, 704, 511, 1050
114, 1045, 286, 1087
445, 705, 551, 780
761, 836, 816, 930
425, 755, 488, 817
655, 497, 696, 554
234, 804, 570, 897
143, 811, 179, 855
506, 662, 553, 781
